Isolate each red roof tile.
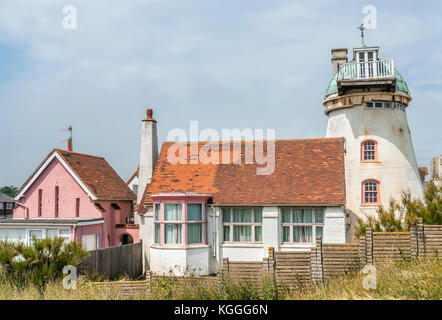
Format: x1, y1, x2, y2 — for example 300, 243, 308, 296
142, 138, 345, 206
56, 149, 136, 200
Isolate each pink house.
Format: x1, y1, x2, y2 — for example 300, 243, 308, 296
0, 148, 138, 250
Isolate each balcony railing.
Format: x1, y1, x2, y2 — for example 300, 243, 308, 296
337, 59, 394, 81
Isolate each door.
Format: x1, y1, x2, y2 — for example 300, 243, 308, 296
356, 51, 376, 78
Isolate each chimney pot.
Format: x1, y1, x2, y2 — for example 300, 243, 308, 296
67, 138, 72, 152
146, 108, 153, 120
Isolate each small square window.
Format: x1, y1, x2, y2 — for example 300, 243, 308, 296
375, 102, 383, 108
384, 103, 391, 108
366, 102, 373, 108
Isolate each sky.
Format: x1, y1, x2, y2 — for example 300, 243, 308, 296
0, 0, 441, 187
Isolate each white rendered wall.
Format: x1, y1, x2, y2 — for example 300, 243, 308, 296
150, 246, 210, 276
326, 104, 424, 240
323, 206, 346, 243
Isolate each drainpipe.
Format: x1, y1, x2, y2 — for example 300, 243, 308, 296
210, 204, 216, 258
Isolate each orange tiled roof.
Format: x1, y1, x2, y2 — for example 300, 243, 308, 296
142, 138, 345, 206
55, 149, 136, 200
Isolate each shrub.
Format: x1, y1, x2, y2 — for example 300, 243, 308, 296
0, 237, 88, 290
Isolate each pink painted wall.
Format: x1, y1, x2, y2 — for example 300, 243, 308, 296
14, 158, 99, 219
14, 156, 138, 248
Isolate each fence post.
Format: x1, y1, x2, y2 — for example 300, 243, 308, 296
359, 235, 367, 265
311, 236, 324, 284
366, 228, 373, 264
221, 258, 229, 280
416, 218, 425, 257
268, 247, 275, 280
410, 224, 418, 258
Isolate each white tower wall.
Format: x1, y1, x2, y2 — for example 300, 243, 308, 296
326, 104, 424, 239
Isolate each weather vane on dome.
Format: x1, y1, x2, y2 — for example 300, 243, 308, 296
357, 23, 367, 47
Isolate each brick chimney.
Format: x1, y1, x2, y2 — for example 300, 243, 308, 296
137, 108, 158, 205
67, 138, 72, 152
331, 48, 348, 74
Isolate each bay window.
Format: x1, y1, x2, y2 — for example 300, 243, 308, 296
281, 208, 324, 244
222, 208, 262, 243
153, 202, 206, 246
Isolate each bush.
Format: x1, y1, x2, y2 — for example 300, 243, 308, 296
0, 237, 88, 290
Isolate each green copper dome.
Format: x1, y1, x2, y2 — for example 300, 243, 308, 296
324, 68, 410, 96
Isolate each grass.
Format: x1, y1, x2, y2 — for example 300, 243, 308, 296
0, 258, 440, 300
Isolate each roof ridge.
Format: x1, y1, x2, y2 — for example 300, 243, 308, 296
162, 137, 344, 145
54, 148, 105, 159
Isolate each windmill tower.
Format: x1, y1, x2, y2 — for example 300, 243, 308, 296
323, 31, 424, 240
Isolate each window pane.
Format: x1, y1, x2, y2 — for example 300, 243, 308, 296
154, 204, 160, 221
303, 209, 312, 223
233, 209, 252, 223
164, 204, 182, 221
293, 209, 303, 223
187, 224, 202, 244
154, 223, 160, 244
254, 209, 262, 223
282, 209, 291, 223
223, 226, 230, 242
29, 230, 43, 240
59, 229, 70, 237
222, 209, 231, 223
0, 229, 26, 242
366, 102, 373, 108
293, 226, 302, 242
282, 226, 290, 243
164, 224, 182, 244
316, 226, 323, 239
255, 226, 262, 242
375, 102, 383, 108
315, 209, 324, 224
187, 204, 202, 221
233, 225, 251, 242
46, 229, 58, 238
294, 226, 312, 243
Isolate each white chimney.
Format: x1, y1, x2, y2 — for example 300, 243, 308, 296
137, 108, 158, 204
331, 48, 348, 74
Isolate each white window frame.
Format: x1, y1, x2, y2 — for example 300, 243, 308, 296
281, 208, 324, 244
222, 207, 263, 243
154, 202, 206, 246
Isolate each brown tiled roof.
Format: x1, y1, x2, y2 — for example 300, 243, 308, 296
55, 149, 136, 200
142, 138, 345, 206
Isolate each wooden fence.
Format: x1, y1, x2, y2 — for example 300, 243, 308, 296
77, 241, 143, 279
220, 219, 442, 287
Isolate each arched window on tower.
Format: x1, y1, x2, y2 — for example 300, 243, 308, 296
362, 180, 380, 205
361, 140, 378, 161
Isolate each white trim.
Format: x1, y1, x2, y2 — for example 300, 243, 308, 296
15, 151, 98, 201
77, 219, 104, 226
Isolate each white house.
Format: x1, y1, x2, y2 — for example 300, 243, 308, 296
134, 41, 427, 275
